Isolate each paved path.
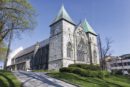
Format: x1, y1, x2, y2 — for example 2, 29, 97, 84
13, 71, 76, 87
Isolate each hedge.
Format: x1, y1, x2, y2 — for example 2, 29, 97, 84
59, 67, 110, 78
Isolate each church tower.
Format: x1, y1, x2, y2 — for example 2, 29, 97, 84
49, 5, 76, 70
82, 19, 100, 64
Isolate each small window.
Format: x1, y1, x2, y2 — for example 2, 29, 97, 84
67, 42, 72, 58
93, 50, 97, 63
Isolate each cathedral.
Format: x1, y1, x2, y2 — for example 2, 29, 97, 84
7, 5, 100, 71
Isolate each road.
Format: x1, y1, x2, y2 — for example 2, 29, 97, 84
13, 71, 76, 87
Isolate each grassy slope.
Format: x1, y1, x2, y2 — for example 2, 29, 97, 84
0, 70, 21, 87
48, 72, 130, 87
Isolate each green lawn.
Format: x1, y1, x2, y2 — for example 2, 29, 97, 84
48, 72, 130, 87
0, 70, 21, 87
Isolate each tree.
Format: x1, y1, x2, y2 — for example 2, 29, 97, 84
0, 0, 36, 69
102, 38, 113, 58
98, 36, 113, 70
0, 0, 36, 42
0, 41, 7, 61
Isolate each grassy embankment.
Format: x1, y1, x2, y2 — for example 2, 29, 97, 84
0, 70, 21, 87
48, 72, 130, 87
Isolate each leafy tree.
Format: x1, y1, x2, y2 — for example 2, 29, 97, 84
0, 41, 7, 61
0, 0, 36, 42
0, 0, 36, 69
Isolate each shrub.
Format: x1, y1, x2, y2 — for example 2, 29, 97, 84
59, 67, 75, 73
111, 70, 123, 75
72, 68, 89, 77
98, 70, 110, 78
60, 67, 87, 76
69, 64, 100, 71
60, 67, 108, 78
60, 65, 110, 78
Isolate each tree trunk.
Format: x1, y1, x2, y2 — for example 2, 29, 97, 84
4, 29, 13, 70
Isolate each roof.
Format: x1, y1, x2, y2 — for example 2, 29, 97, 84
51, 5, 75, 25
120, 54, 130, 59
13, 38, 49, 59
81, 19, 96, 35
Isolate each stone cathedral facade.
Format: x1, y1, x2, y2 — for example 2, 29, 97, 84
8, 5, 99, 71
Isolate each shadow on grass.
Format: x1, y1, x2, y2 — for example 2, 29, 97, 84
0, 73, 15, 87
0, 78, 8, 87
84, 78, 122, 87
52, 73, 123, 87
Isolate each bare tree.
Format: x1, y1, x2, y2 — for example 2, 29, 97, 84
102, 38, 113, 58
99, 37, 113, 70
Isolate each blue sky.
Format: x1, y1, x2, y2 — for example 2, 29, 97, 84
10, 0, 130, 56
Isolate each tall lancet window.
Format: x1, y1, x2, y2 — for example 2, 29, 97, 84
77, 39, 87, 61
93, 50, 97, 63
67, 42, 73, 58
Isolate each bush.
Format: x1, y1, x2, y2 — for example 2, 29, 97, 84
69, 64, 100, 71
72, 68, 89, 77
98, 70, 110, 78
59, 67, 75, 73
60, 67, 110, 78
111, 70, 123, 75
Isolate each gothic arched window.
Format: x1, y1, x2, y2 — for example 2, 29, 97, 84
77, 39, 87, 61
67, 42, 73, 58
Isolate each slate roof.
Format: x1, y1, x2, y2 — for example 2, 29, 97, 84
51, 5, 75, 25
13, 38, 49, 59
81, 19, 96, 35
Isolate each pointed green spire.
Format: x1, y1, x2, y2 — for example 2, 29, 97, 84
52, 5, 74, 25
81, 19, 96, 35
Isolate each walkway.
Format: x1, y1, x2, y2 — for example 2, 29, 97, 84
13, 71, 76, 87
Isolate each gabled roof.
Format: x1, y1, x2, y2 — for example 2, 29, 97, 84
51, 5, 75, 25
81, 19, 96, 35
13, 39, 49, 59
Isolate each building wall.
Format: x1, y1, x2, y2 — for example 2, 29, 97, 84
88, 33, 100, 64
13, 52, 33, 70
62, 20, 75, 67
74, 26, 90, 64
31, 45, 49, 70
49, 20, 99, 70
49, 21, 63, 70
10, 22, 100, 71
106, 55, 130, 73
107, 58, 130, 70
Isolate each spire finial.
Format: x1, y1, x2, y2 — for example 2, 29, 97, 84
84, 18, 87, 22
61, 3, 64, 9
61, 0, 64, 6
